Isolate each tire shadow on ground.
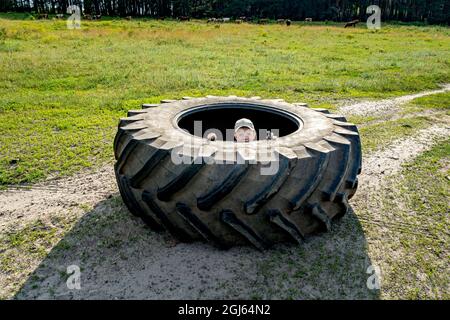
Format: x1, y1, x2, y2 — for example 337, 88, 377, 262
15, 195, 380, 299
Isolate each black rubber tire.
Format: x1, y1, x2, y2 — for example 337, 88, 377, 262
113, 96, 361, 250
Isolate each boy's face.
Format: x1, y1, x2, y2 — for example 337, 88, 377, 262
234, 127, 257, 142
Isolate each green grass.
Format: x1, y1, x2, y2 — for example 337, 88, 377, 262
0, 213, 79, 299
351, 91, 449, 153
380, 139, 450, 299
400, 140, 449, 241
359, 116, 434, 152
0, 216, 75, 273
402, 91, 450, 114
0, 15, 449, 184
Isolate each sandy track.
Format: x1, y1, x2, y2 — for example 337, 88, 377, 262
362, 125, 449, 177
339, 84, 450, 117
0, 165, 116, 233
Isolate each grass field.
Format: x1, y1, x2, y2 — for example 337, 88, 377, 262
387, 140, 449, 299
0, 14, 449, 185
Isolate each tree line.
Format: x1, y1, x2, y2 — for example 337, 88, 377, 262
1, 0, 449, 24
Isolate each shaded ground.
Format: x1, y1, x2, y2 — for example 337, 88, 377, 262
12, 202, 374, 300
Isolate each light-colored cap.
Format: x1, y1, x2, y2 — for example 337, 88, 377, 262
234, 118, 255, 131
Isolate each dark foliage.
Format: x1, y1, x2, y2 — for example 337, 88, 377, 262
1, 0, 449, 24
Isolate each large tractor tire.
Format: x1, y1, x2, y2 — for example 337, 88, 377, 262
113, 96, 361, 250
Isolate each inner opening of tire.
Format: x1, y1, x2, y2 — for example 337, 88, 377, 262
176, 103, 301, 140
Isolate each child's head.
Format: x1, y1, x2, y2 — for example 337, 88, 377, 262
234, 118, 257, 142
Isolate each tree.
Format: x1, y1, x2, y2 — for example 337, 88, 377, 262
0, 0, 448, 24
